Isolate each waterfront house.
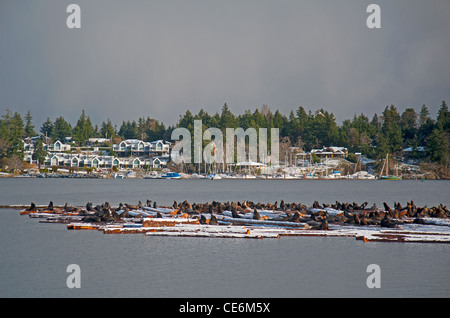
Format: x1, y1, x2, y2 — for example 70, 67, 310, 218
47, 140, 71, 153
310, 146, 348, 159
113, 139, 170, 157
22, 136, 169, 171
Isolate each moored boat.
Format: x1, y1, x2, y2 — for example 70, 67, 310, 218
161, 172, 181, 179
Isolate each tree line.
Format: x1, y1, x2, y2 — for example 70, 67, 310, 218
0, 101, 449, 170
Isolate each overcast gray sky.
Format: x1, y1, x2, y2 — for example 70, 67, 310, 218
1, 0, 449, 128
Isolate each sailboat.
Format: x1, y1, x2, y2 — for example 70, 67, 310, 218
379, 153, 402, 180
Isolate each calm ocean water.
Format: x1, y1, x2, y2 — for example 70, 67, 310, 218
0, 178, 449, 298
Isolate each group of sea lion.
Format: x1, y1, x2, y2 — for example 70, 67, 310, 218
25, 199, 448, 230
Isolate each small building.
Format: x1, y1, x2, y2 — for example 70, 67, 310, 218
311, 146, 348, 159
87, 138, 111, 145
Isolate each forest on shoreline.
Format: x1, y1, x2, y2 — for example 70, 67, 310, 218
0, 101, 449, 176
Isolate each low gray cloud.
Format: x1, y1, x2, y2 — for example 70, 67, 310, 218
1, 0, 449, 128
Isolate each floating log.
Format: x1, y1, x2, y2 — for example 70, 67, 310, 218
144, 225, 280, 239
142, 217, 200, 227
219, 215, 308, 228
357, 232, 450, 243
67, 223, 101, 230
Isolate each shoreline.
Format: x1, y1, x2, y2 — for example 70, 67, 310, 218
1, 173, 447, 180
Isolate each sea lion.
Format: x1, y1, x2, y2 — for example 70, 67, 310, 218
112, 211, 121, 221
26, 202, 37, 212
231, 207, 241, 218
290, 211, 301, 223
312, 201, 321, 209
383, 202, 392, 212
319, 218, 329, 230
47, 201, 54, 211
121, 208, 130, 218
309, 218, 328, 230
209, 214, 218, 225
82, 215, 100, 222
200, 215, 208, 224
99, 208, 112, 221
380, 214, 396, 228
360, 214, 373, 226
353, 214, 361, 225
413, 218, 426, 224
435, 207, 447, 218
64, 202, 75, 212
125, 203, 137, 210
253, 209, 263, 221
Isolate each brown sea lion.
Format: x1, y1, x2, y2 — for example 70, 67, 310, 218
209, 214, 218, 225
231, 207, 241, 218
289, 211, 301, 223
253, 209, 263, 221
26, 202, 37, 212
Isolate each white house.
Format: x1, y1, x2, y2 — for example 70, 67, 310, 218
113, 139, 170, 157
47, 140, 71, 153
22, 137, 169, 170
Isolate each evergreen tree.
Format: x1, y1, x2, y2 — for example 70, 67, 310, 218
32, 138, 47, 169
220, 103, 237, 129
178, 110, 194, 131
0, 110, 24, 159
296, 106, 310, 149
24, 111, 36, 137
272, 110, 288, 135
419, 104, 430, 127
0, 111, 25, 159
146, 120, 166, 141
418, 105, 434, 145
100, 118, 115, 139
40, 117, 54, 139
427, 126, 449, 165
400, 108, 418, 146
426, 101, 450, 166
287, 110, 301, 143
52, 116, 72, 142
73, 110, 95, 145
118, 120, 138, 140
436, 100, 449, 131
381, 105, 403, 156
252, 108, 265, 130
